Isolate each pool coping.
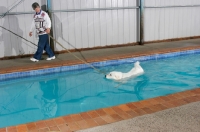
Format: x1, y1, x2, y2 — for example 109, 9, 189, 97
1, 45, 200, 81
0, 45, 200, 132
0, 46, 200, 75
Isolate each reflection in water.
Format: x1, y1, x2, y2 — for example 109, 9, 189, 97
0, 68, 147, 128
34, 79, 58, 118
117, 75, 149, 100
133, 75, 149, 100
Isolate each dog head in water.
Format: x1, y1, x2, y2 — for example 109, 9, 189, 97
105, 71, 123, 80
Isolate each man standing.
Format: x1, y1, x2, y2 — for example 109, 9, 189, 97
29, 2, 55, 62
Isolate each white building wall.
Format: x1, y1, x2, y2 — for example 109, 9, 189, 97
51, 0, 138, 51
144, 0, 200, 41
0, 0, 200, 57
0, 0, 43, 58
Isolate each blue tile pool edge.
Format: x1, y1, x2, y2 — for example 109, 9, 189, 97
0, 49, 200, 81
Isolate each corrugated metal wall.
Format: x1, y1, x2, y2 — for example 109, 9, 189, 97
0, 0, 200, 58
50, 0, 138, 51
144, 0, 200, 41
0, 0, 45, 58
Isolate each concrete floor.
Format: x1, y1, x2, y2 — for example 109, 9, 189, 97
0, 38, 200, 70
77, 102, 200, 132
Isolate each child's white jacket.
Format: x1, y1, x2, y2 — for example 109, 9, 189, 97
30, 10, 51, 35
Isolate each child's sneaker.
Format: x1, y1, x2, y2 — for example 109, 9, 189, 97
30, 58, 39, 62
46, 56, 55, 61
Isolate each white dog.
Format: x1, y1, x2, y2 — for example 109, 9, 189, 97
105, 61, 144, 80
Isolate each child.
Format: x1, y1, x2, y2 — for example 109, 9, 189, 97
29, 2, 55, 62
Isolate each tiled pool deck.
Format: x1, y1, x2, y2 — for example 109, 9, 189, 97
0, 39, 200, 132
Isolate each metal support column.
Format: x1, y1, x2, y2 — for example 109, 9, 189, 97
47, 0, 55, 51
139, 0, 144, 45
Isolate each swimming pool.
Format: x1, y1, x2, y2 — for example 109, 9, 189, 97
0, 50, 200, 128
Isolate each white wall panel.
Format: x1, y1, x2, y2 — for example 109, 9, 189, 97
106, 10, 113, 45
112, 0, 118, 7
124, 0, 128, 7
81, 11, 89, 47
123, 9, 130, 44
144, 9, 151, 41
93, 0, 99, 8
53, 12, 70, 51
164, 1, 170, 39
67, 0, 75, 9
194, 7, 200, 36
182, 7, 188, 37
87, 0, 94, 8
51, 0, 60, 10
0, 0, 41, 58
117, 10, 124, 44
144, 0, 200, 41
118, 0, 123, 7
99, 10, 107, 46
0, 14, 38, 57
128, 0, 137, 6
93, 11, 101, 47
0, 0, 139, 55
115, 0, 124, 44
15, 0, 25, 12
8, 0, 17, 13
59, 1, 69, 50
87, 0, 95, 47
100, 0, 106, 8
129, 9, 137, 43
173, 7, 180, 38
2, 0, 200, 57
9, 15, 21, 56
0, 17, 3, 57
123, 0, 129, 43
68, 12, 76, 49
88, 11, 95, 47
9, 0, 43, 12
74, 12, 82, 49
51, 0, 138, 51
105, 1, 112, 45
1, 18, 11, 56
167, 0, 174, 39
112, 10, 119, 44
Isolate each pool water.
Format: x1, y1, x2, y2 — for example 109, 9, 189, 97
0, 53, 200, 128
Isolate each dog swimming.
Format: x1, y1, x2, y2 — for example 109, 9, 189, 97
105, 61, 144, 80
